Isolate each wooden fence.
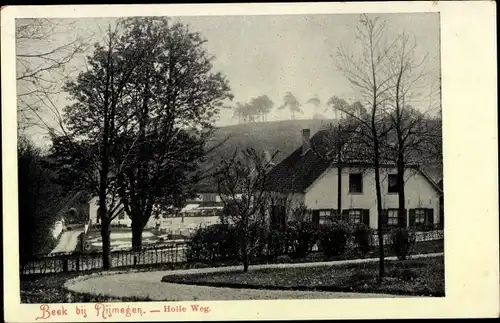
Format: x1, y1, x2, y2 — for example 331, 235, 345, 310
20, 243, 187, 275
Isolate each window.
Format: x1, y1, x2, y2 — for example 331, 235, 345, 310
415, 209, 426, 224
349, 173, 363, 193
387, 209, 399, 226
388, 174, 399, 193
319, 209, 336, 224
348, 209, 362, 224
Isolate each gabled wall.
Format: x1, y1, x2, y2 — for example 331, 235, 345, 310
304, 166, 441, 229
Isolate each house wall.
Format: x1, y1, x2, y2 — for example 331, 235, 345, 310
304, 167, 441, 229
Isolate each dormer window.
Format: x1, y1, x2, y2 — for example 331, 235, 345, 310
388, 174, 399, 193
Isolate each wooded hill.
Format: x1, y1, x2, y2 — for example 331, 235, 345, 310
195, 118, 443, 192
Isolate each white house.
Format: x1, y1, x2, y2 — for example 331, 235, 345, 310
265, 128, 443, 229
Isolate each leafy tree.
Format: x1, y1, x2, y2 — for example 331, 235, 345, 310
250, 95, 274, 121
306, 95, 321, 117
278, 92, 302, 120
111, 17, 232, 249
56, 20, 157, 269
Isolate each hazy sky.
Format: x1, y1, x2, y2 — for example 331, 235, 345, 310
18, 13, 440, 146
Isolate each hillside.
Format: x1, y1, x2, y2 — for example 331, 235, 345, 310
208, 119, 336, 162
195, 118, 443, 192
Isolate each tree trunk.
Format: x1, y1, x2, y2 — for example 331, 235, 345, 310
337, 124, 343, 219
337, 166, 342, 219
241, 228, 249, 272
243, 249, 249, 272
373, 135, 385, 281
397, 154, 406, 228
100, 219, 111, 270
131, 219, 143, 251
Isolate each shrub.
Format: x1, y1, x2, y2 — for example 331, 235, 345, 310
285, 221, 319, 258
352, 224, 372, 255
267, 229, 286, 259
318, 222, 350, 257
185, 224, 240, 263
389, 227, 417, 260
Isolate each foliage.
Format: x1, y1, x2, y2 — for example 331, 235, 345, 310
18, 136, 65, 262
389, 227, 417, 260
232, 95, 274, 123
284, 221, 319, 259
352, 224, 373, 256
278, 92, 302, 119
185, 224, 240, 262
266, 229, 287, 259
318, 222, 350, 257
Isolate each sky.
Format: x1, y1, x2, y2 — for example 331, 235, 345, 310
17, 13, 441, 147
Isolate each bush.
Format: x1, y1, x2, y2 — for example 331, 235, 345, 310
285, 221, 319, 258
352, 224, 372, 255
185, 224, 240, 263
389, 227, 417, 260
318, 222, 350, 257
267, 229, 286, 259
415, 223, 437, 232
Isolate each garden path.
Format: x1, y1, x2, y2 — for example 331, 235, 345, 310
65, 252, 442, 301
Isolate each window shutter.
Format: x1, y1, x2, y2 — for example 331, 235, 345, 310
362, 209, 370, 226
427, 208, 434, 226
409, 209, 416, 227
341, 209, 349, 222
312, 210, 320, 225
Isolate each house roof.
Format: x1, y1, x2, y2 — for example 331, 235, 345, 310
265, 129, 443, 194
265, 130, 333, 193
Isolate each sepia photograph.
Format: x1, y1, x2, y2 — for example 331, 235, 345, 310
2, 2, 498, 322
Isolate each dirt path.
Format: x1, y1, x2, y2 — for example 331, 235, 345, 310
65, 252, 442, 301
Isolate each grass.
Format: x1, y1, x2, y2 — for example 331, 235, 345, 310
20, 239, 443, 302
162, 256, 445, 297
20, 271, 153, 303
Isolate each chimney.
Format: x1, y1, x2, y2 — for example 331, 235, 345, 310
301, 129, 311, 155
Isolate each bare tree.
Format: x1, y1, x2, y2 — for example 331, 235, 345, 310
381, 32, 442, 229
335, 14, 396, 280
216, 148, 277, 272
16, 19, 89, 131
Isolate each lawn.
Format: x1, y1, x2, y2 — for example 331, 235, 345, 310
20, 271, 152, 303
162, 256, 445, 297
